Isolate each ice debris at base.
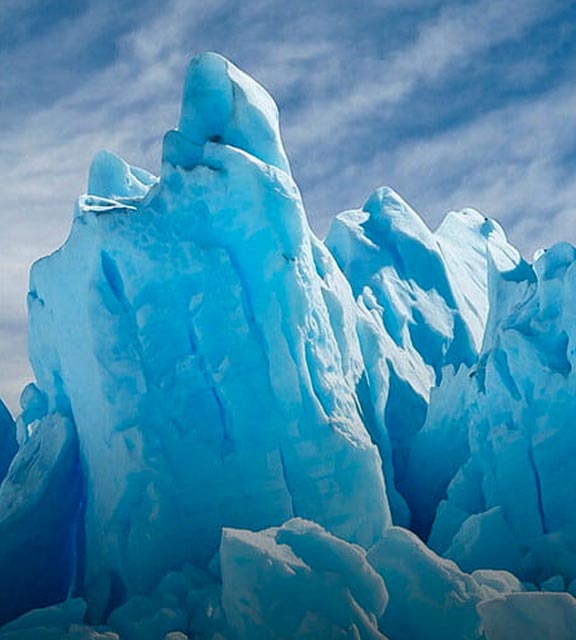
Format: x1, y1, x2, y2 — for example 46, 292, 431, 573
3, 518, 573, 640
478, 592, 576, 640
2, 51, 576, 638
220, 519, 388, 640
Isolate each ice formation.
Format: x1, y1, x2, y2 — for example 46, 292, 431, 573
1, 51, 576, 638
326, 191, 520, 528
0, 411, 81, 624
26, 52, 389, 615
220, 519, 388, 639
0, 400, 16, 484
417, 242, 576, 586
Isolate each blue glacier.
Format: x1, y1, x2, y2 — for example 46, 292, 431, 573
1, 51, 576, 639
0, 411, 81, 625
26, 51, 390, 617
0, 400, 16, 485
418, 241, 576, 588
326, 190, 520, 530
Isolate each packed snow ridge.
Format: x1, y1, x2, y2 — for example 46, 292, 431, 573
1, 52, 576, 639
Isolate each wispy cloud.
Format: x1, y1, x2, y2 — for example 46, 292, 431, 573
281, 0, 567, 218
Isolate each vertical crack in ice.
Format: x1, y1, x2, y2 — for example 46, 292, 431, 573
100, 251, 149, 391
100, 251, 126, 307
71, 497, 87, 599
223, 247, 272, 380
185, 322, 232, 456
212, 387, 233, 461
62, 430, 85, 602
527, 434, 548, 536
278, 445, 297, 518
303, 339, 331, 422
66, 503, 81, 599
493, 347, 521, 402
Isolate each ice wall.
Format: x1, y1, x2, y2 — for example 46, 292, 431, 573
26, 52, 390, 615
0, 411, 81, 624
2, 50, 575, 639
419, 242, 576, 585
326, 189, 520, 528
0, 399, 16, 485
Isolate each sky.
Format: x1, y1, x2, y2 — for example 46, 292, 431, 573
1, 0, 576, 413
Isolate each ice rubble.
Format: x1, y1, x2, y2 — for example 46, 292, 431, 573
3, 518, 574, 640
220, 519, 388, 640
1, 51, 576, 638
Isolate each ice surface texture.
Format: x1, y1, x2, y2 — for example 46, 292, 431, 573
26, 52, 389, 614
0, 400, 16, 485
1, 51, 576, 638
326, 189, 520, 528
0, 412, 81, 624
4, 517, 569, 640
418, 242, 576, 586
220, 518, 388, 639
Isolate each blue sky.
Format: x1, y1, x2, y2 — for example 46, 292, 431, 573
1, 0, 575, 412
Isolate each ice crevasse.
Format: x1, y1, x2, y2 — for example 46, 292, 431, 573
1, 51, 576, 639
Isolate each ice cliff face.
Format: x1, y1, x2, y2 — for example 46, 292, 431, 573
2, 51, 576, 639
26, 52, 389, 612
0, 411, 81, 624
0, 400, 16, 485
326, 189, 520, 528
418, 242, 576, 586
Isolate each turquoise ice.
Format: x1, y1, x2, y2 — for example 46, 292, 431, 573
1, 52, 576, 639
26, 52, 390, 614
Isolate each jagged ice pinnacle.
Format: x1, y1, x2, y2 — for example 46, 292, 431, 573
25, 52, 390, 616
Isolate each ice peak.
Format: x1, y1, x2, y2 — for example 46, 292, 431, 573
177, 52, 290, 173
360, 187, 442, 265
87, 150, 156, 200
533, 241, 576, 281
362, 186, 408, 219
362, 187, 433, 240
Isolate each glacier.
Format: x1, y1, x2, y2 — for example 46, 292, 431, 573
325, 190, 521, 529
1, 51, 576, 638
418, 241, 576, 587
0, 411, 81, 625
0, 399, 16, 485
26, 51, 390, 615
